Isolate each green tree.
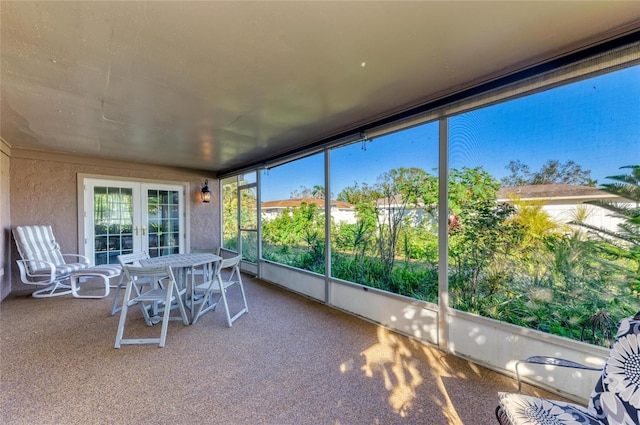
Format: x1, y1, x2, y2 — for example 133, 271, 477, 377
311, 185, 326, 199
262, 209, 296, 246
501, 159, 595, 186
374, 167, 436, 289
449, 201, 523, 313
222, 180, 239, 249
332, 184, 379, 284
289, 185, 330, 199
222, 179, 256, 250
448, 167, 501, 216
448, 168, 523, 313
337, 182, 375, 204
262, 201, 325, 272
334, 168, 438, 290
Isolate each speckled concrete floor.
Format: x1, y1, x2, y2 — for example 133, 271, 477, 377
1, 275, 564, 425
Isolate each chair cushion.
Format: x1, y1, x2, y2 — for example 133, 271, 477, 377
55, 263, 89, 276
588, 317, 640, 425
497, 392, 601, 424
14, 225, 66, 273
73, 264, 122, 277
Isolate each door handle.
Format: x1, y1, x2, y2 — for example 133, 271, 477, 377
135, 225, 139, 236
142, 226, 147, 236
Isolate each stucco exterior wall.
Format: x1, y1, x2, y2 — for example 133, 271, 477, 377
7, 148, 220, 296
1, 141, 11, 299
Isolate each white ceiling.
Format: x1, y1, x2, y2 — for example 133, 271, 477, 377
2, 1, 639, 174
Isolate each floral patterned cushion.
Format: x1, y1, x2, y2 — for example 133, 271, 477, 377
497, 392, 601, 424
588, 316, 640, 425
497, 314, 640, 425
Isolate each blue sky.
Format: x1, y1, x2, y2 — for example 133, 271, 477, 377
262, 65, 639, 201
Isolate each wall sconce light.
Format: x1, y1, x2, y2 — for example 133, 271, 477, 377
201, 179, 211, 203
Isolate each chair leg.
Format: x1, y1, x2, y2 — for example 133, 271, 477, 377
110, 274, 126, 315
237, 276, 249, 315
191, 263, 248, 327
219, 284, 247, 327
191, 291, 209, 325
191, 286, 220, 325
190, 262, 220, 325
158, 282, 189, 347
218, 278, 233, 328
174, 283, 190, 326
224, 284, 249, 327
114, 280, 135, 349
71, 274, 110, 299
31, 280, 73, 298
226, 270, 248, 327
136, 282, 155, 327
158, 286, 173, 348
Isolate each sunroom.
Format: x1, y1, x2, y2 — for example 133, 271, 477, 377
1, 2, 639, 424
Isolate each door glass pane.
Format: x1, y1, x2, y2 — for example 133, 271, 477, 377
147, 188, 180, 258
93, 187, 133, 265
85, 179, 183, 263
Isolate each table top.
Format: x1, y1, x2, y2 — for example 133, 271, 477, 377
140, 253, 221, 268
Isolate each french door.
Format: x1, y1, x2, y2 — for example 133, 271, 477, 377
83, 178, 185, 265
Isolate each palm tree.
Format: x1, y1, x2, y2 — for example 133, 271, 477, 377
572, 165, 640, 295
310, 185, 325, 199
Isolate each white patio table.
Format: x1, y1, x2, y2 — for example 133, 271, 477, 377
140, 252, 221, 323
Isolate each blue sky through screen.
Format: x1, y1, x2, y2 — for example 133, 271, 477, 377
262, 65, 639, 201
450, 65, 640, 184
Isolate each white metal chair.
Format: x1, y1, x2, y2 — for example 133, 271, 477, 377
188, 247, 221, 284
115, 265, 189, 348
191, 247, 221, 256
110, 251, 152, 315
13, 225, 90, 298
191, 254, 248, 326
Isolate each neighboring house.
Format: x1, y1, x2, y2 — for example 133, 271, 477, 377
262, 196, 434, 228
261, 198, 356, 224
263, 185, 635, 235
375, 195, 435, 228
497, 184, 633, 233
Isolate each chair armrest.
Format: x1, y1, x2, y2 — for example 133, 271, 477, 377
515, 355, 602, 393
16, 259, 56, 283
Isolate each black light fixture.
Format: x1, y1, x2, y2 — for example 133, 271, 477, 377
201, 179, 211, 203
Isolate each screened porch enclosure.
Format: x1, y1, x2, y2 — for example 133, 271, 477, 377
2, 5, 639, 413
221, 43, 640, 402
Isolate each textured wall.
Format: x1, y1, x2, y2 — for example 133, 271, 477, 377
189, 179, 221, 250
8, 149, 220, 294
1, 143, 11, 299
